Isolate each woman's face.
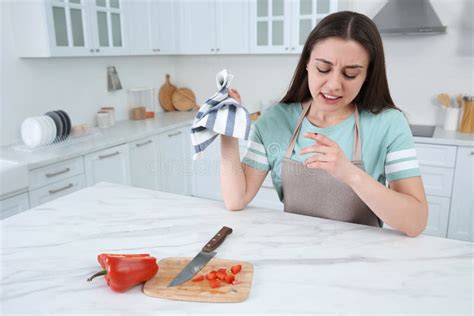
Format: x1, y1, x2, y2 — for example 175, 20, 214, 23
306, 37, 369, 113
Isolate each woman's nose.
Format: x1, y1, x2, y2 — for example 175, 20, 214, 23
325, 72, 342, 92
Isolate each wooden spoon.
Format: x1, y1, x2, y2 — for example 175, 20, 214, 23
456, 94, 464, 108
437, 93, 451, 108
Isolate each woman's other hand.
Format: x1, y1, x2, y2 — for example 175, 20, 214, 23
300, 133, 362, 184
229, 88, 242, 103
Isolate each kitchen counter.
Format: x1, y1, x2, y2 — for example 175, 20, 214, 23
413, 126, 474, 147
0, 110, 196, 171
1, 112, 472, 173
1, 182, 472, 315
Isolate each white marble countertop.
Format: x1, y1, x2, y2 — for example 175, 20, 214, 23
1, 182, 472, 315
413, 126, 474, 147
0, 110, 196, 171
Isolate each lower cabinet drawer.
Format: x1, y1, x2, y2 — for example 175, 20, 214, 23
420, 165, 454, 197
424, 195, 451, 238
29, 157, 84, 190
29, 174, 86, 208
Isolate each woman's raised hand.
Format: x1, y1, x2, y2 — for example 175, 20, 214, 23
299, 133, 361, 184
229, 88, 242, 104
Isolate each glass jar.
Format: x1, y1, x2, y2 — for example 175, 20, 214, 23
127, 88, 154, 120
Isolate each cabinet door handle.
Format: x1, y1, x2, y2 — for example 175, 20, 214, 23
90, 49, 94, 52
49, 183, 74, 195
45, 168, 71, 178
95, 48, 100, 52
98, 151, 120, 159
167, 131, 182, 137
136, 140, 153, 147
470, 151, 474, 155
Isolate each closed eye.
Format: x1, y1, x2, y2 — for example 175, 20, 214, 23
317, 67, 357, 79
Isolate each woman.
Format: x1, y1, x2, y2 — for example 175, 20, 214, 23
221, 11, 428, 237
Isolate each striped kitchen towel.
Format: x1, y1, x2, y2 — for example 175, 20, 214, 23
191, 69, 251, 160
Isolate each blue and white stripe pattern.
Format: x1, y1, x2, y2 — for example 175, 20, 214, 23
385, 148, 419, 179
191, 69, 251, 160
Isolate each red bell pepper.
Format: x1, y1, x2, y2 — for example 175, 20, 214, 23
87, 253, 158, 292
97, 253, 151, 268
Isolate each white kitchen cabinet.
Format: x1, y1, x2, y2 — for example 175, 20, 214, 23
157, 126, 192, 195
215, 0, 250, 54
448, 147, 474, 242
0, 193, 30, 220
249, 0, 291, 53
418, 165, 454, 198
129, 136, 160, 190
178, 0, 249, 54
423, 195, 450, 237
415, 143, 456, 238
192, 139, 222, 200
84, 144, 131, 186
12, 0, 129, 57
126, 0, 178, 55
249, 0, 337, 54
290, 0, 337, 52
87, 0, 129, 56
192, 137, 282, 209
29, 174, 86, 208
29, 157, 85, 190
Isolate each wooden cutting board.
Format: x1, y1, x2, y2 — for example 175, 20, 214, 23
143, 257, 253, 303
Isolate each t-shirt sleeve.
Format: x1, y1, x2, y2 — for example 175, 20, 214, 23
241, 122, 271, 171
384, 111, 421, 182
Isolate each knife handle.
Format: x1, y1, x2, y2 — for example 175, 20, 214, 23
202, 226, 233, 253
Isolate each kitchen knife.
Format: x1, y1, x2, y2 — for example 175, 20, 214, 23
167, 226, 233, 287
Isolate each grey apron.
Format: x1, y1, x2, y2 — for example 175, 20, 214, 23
281, 103, 381, 227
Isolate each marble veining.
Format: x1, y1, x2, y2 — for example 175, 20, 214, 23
0, 182, 472, 315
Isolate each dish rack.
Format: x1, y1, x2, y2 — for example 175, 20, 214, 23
11, 127, 102, 153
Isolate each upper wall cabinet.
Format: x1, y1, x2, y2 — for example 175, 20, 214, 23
126, 0, 178, 55
12, 0, 129, 57
178, 0, 249, 55
249, 0, 337, 54
290, 0, 338, 52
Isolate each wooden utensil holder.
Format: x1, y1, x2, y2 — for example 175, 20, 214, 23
459, 96, 474, 133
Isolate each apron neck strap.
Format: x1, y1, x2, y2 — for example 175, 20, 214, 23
285, 102, 362, 161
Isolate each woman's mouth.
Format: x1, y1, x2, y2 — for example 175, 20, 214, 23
319, 92, 342, 105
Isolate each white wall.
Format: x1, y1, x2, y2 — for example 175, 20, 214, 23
1, 0, 473, 146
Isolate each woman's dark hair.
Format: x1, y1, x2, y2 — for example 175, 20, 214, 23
280, 11, 397, 113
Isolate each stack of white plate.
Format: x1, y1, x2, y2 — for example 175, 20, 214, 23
21, 116, 57, 148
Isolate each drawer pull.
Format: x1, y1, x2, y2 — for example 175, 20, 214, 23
168, 131, 182, 137
49, 183, 73, 195
45, 168, 71, 178
98, 151, 120, 159
470, 151, 474, 155
136, 140, 153, 147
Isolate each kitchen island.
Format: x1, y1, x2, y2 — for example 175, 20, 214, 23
1, 183, 472, 315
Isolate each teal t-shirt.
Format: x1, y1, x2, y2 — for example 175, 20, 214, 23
242, 103, 421, 202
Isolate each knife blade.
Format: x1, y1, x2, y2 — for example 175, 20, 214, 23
167, 226, 233, 287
